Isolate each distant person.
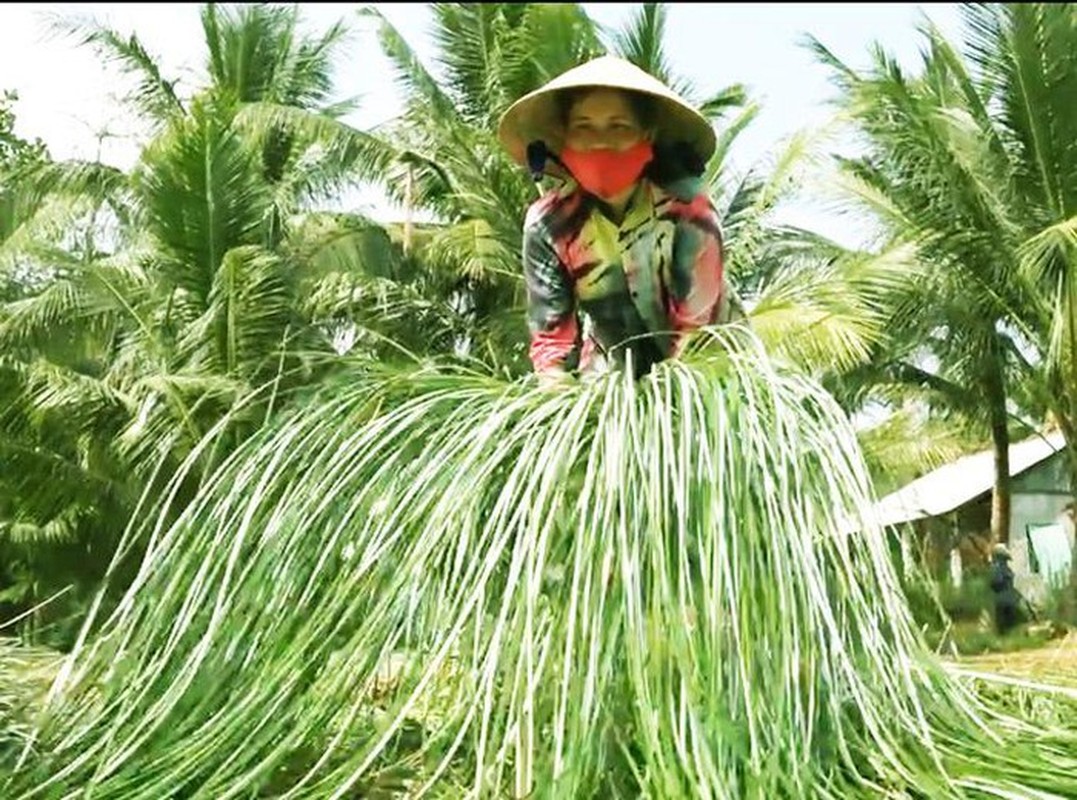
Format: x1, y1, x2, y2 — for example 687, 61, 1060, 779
988, 543, 1021, 635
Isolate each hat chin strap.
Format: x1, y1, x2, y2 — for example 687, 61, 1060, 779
526, 140, 570, 181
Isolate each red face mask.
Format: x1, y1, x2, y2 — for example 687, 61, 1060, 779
560, 140, 654, 201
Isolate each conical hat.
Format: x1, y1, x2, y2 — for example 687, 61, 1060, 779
498, 55, 716, 173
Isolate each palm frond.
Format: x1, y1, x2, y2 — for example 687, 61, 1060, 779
0, 159, 132, 286
0, 195, 93, 276
918, 20, 1008, 165
802, 33, 860, 95
608, 3, 683, 93
719, 126, 825, 282
203, 245, 296, 378
44, 11, 184, 123
273, 16, 355, 114
430, 3, 514, 128
1018, 214, 1077, 287
749, 242, 922, 374
287, 212, 406, 282
857, 406, 985, 495
696, 83, 750, 124
703, 101, 760, 193
0, 638, 63, 760
0, 360, 132, 526
510, 3, 604, 92
136, 91, 269, 307
423, 218, 519, 285
825, 160, 917, 239
963, 3, 1077, 216
358, 7, 465, 131
232, 102, 399, 203
1018, 214, 1077, 372
0, 280, 89, 350
201, 3, 354, 112
303, 272, 461, 352
17, 160, 129, 211
1, 508, 84, 547
0, 253, 151, 353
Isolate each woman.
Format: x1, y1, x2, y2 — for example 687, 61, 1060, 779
498, 55, 744, 383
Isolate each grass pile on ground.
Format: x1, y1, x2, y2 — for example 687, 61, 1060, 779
950, 633, 1077, 688
0, 638, 62, 773
4, 329, 1077, 798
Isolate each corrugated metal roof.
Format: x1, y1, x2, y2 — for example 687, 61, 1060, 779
871, 430, 1068, 528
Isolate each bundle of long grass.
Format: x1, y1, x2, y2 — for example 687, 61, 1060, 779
5, 328, 1076, 798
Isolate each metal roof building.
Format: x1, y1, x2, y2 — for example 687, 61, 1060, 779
872, 430, 1068, 528
870, 430, 1073, 595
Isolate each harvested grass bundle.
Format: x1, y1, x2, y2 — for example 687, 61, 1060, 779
6, 330, 1077, 798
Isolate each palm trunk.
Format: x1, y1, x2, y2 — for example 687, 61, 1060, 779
1056, 411, 1077, 504
1064, 288, 1077, 501
1060, 279, 1077, 599
985, 355, 1011, 544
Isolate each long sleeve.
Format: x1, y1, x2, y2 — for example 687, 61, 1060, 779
523, 207, 579, 375
666, 192, 743, 354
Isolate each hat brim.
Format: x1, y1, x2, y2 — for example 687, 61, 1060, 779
497, 56, 716, 177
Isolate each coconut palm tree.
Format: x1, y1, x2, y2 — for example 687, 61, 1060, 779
976, 3, 1077, 492
0, 96, 129, 639
806, 2, 1077, 542
0, 3, 468, 638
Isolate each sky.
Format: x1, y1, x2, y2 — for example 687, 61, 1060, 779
0, 2, 968, 245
